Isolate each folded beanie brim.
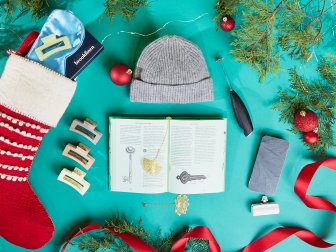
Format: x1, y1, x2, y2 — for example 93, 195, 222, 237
130, 78, 213, 103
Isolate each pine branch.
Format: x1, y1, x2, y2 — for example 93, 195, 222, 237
231, 0, 281, 81
104, 0, 147, 22
73, 213, 208, 251
107, 213, 155, 245
272, 58, 336, 155
76, 230, 131, 251
0, 0, 70, 20
215, 0, 336, 81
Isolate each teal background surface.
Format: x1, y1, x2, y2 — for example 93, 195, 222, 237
0, 0, 335, 251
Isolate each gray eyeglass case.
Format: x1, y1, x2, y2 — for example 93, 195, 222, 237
248, 135, 289, 195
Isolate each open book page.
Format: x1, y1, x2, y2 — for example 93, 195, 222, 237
109, 118, 169, 193
168, 119, 226, 194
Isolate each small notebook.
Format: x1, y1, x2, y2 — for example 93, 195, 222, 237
109, 117, 227, 194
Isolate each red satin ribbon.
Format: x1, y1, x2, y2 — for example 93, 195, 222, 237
243, 158, 335, 252
62, 159, 336, 252
294, 158, 336, 211
61, 225, 219, 252
61, 224, 156, 252
242, 227, 334, 252
171, 226, 220, 252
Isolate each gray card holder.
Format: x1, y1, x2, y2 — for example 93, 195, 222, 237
248, 135, 289, 195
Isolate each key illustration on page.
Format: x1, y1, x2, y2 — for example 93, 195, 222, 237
176, 171, 206, 184
122, 146, 135, 184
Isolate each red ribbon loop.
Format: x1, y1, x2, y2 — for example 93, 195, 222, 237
294, 158, 336, 211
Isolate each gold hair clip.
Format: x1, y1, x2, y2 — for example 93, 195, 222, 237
57, 167, 90, 195
70, 118, 102, 145
35, 34, 72, 61
62, 143, 95, 170
142, 194, 189, 216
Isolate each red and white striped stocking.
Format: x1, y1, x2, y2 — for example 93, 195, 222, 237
0, 54, 76, 249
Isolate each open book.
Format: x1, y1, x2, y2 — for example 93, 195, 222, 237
109, 117, 226, 194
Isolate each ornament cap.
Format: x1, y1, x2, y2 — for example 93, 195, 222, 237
220, 16, 235, 32
126, 69, 133, 75
299, 110, 307, 117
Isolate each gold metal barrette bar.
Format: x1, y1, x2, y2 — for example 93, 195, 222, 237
62, 143, 95, 170
70, 118, 102, 145
57, 167, 90, 195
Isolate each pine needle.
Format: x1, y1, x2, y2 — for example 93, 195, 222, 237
272, 57, 336, 155
72, 213, 210, 251
215, 0, 336, 81
103, 0, 147, 22
0, 0, 71, 20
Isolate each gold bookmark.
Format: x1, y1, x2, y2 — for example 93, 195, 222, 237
142, 194, 189, 216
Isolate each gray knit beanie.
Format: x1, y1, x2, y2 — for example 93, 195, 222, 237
130, 36, 213, 103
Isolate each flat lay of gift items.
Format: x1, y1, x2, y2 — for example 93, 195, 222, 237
0, 0, 335, 251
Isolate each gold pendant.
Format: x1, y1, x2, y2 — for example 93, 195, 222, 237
141, 157, 162, 174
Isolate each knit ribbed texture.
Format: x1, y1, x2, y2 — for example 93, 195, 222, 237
0, 54, 76, 127
130, 36, 213, 103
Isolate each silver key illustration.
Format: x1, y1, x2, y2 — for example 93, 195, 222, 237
123, 146, 135, 183
176, 171, 206, 184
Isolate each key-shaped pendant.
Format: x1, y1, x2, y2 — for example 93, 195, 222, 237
176, 171, 206, 184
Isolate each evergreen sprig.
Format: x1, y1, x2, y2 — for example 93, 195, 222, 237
74, 213, 209, 252
231, 0, 281, 80
1, 0, 147, 23
215, 0, 336, 81
104, 0, 147, 22
0, 0, 70, 20
272, 58, 336, 155
214, 0, 240, 28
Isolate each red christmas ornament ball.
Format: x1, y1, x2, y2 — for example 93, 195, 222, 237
293, 109, 318, 132
303, 131, 319, 145
220, 16, 235, 32
110, 64, 133, 85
